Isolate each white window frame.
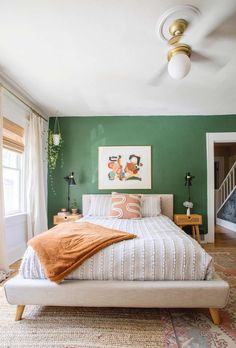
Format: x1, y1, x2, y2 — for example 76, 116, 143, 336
2, 148, 24, 216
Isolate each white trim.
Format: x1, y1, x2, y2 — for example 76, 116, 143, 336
217, 218, 236, 233
206, 133, 236, 243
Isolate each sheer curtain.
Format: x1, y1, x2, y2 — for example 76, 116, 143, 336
25, 112, 48, 239
0, 87, 9, 281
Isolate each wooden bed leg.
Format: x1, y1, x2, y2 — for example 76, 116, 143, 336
195, 225, 201, 244
15, 305, 25, 321
209, 308, 221, 325
191, 226, 196, 240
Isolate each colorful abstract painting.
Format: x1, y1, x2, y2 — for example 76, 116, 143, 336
98, 146, 151, 189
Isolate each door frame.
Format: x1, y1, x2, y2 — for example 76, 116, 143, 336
206, 132, 236, 243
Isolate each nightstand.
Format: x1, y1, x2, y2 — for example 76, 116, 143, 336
53, 214, 82, 225
174, 214, 202, 244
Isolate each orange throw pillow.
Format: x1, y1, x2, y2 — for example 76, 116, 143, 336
110, 193, 142, 219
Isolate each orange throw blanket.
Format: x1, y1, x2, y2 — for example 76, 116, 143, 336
28, 221, 136, 283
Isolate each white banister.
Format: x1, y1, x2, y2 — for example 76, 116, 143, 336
216, 161, 236, 214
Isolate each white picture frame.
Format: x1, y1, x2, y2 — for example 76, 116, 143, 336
98, 146, 151, 189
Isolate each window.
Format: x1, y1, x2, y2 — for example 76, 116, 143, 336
3, 148, 23, 215
3, 117, 24, 153
2, 117, 24, 216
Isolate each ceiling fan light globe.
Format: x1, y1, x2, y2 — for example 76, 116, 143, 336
168, 53, 191, 80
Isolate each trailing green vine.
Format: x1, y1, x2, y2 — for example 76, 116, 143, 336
48, 129, 63, 195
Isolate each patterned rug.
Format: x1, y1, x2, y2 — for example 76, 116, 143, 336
0, 252, 235, 348
170, 251, 236, 347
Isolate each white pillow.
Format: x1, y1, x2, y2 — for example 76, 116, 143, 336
141, 195, 161, 217
88, 195, 112, 216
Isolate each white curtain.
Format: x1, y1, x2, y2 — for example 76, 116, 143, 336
0, 87, 9, 281
25, 112, 48, 239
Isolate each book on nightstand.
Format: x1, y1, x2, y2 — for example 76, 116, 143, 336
57, 211, 70, 217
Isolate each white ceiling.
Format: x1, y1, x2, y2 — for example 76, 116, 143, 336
0, 0, 236, 117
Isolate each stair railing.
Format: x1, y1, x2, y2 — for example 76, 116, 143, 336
216, 160, 236, 214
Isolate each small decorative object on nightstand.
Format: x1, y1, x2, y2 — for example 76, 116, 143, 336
53, 214, 82, 225
174, 214, 202, 244
71, 199, 78, 214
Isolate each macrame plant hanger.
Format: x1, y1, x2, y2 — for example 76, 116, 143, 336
53, 117, 61, 145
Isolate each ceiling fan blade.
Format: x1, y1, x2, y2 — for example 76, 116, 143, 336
148, 65, 166, 86
191, 51, 228, 70
182, 0, 236, 46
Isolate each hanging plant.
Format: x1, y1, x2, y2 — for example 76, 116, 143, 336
48, 119, 64, 194
48, 129, 63, 170
52, 117, 61, 146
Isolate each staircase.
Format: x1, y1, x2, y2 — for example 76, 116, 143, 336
216, 161, 236, 214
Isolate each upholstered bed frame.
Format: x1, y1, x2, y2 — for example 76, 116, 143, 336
4, 194, 229, 324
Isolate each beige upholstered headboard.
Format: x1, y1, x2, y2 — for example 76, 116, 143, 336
82, 194, 174, 220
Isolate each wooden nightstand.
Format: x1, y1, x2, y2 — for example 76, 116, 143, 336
174, 214, 202, 244
53, 214, 82, 225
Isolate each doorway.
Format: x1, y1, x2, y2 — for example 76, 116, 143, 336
206, 133, 236, 243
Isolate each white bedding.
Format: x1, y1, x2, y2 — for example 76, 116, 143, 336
20, 215, 213, 281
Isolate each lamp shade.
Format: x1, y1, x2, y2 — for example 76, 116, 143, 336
64, 172, 76, 186
168, 53, 191, 80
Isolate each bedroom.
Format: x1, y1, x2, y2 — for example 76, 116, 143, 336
0, 0, 236, 347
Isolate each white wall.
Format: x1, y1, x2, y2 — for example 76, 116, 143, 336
2, 90, 29, 128
5, 214, 27, 264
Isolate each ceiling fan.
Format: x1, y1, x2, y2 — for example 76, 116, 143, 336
165, 18, 192, 79
151, 1, 236, 82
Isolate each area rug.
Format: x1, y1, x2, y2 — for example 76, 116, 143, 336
0, 251, 236, 348
0, 291, 176, 348
169, 251, 236, 347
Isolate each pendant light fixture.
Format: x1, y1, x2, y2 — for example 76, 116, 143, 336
167, 43, 191, 80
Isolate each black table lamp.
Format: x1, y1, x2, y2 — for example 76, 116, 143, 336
184, 172, 195, 201
64, 172, 76, 211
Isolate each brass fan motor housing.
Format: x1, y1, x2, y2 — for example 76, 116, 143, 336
167, 44, 192, 61
168, 19, 188, 45
167, 19, 191, 61
169, 19, 188, 36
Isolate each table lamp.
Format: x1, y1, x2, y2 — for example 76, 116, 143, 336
64, 172, 76, 212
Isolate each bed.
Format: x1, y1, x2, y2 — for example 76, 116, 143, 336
4, 194, 229, 324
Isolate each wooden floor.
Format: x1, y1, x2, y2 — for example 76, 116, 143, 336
0, 260, 21, 286
1, 225, 236, 287
204, 225, 236, 253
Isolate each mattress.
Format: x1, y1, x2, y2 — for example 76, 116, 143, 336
20, 215, 213, 281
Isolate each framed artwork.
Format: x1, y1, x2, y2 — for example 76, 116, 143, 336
98, 146, 151, 189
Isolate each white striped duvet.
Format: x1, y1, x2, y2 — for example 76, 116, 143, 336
20, 215, 213, 281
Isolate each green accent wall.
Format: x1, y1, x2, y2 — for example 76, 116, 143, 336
48, 115, 236, 231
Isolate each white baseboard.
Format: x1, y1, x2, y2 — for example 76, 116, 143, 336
216, 218, 236, 232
